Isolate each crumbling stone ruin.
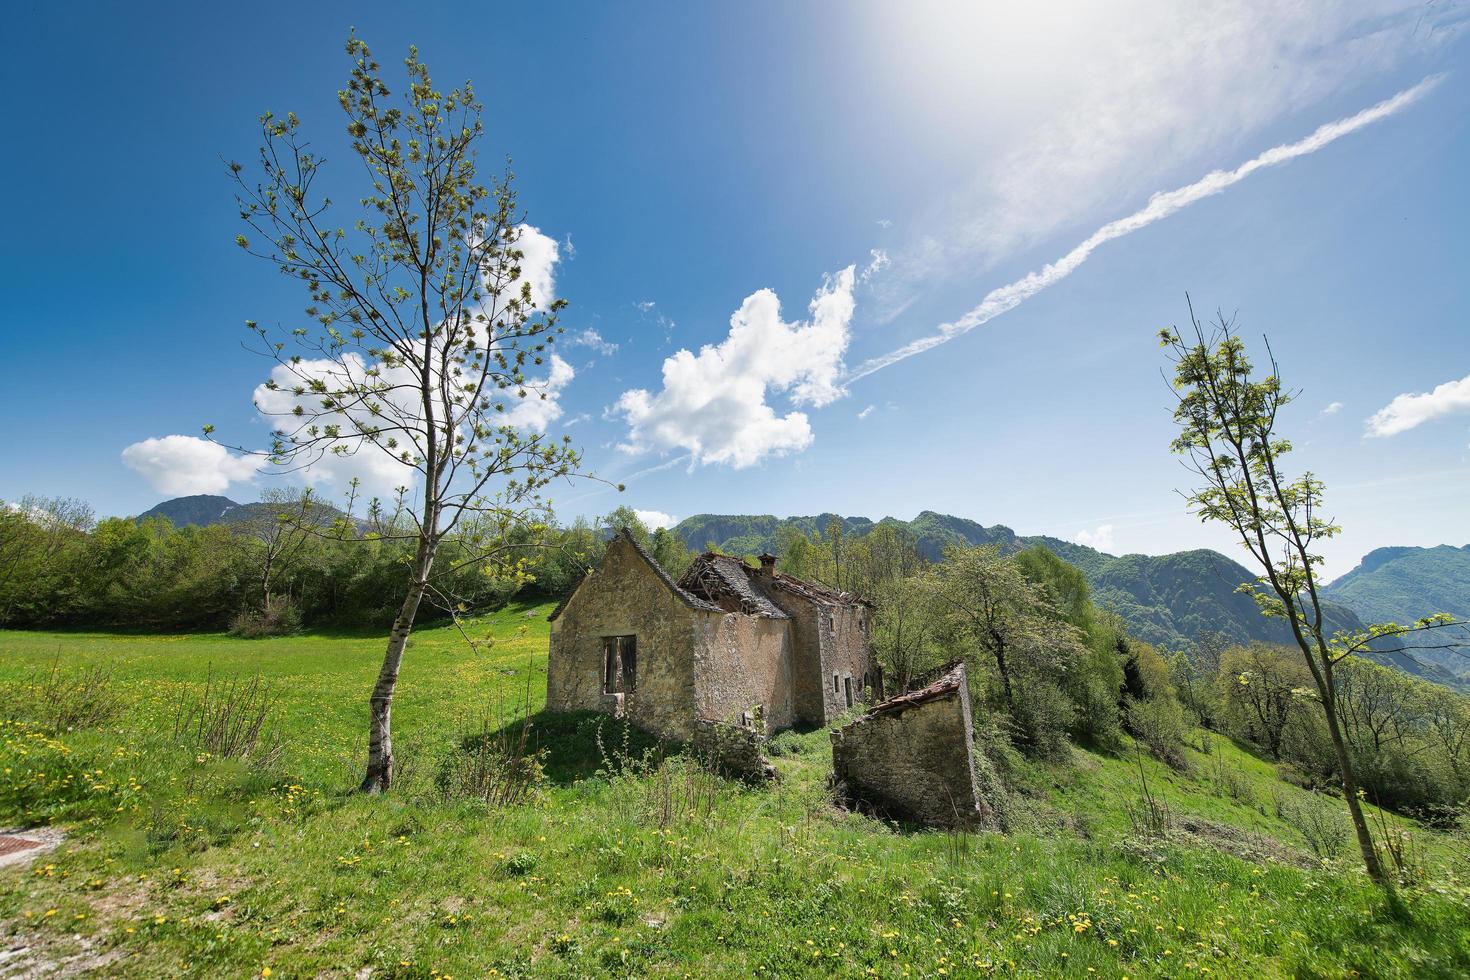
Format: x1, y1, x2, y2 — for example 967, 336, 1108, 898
545, 530, 879, 765
691, 719, 778, 783
831, 661, 1001, 830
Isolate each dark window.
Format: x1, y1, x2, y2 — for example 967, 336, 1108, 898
601, 635, 637, 693
832, 673, 840, 694
844, 675, 854, 708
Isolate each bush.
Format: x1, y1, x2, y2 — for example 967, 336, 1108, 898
8, 659, 122, 732
434, 715, 546, 809
171, 670, 284, 768
1007, 677, 1074, 760
1284, 794, 1349, 859
228, 598, 302, 637
1126, 695, 1190, 770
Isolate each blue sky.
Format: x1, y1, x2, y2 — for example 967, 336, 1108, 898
2, 1, 1468, 579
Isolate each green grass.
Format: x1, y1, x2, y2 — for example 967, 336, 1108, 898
2, 607, 1468, 977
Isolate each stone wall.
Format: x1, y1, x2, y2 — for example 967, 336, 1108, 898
771, 596, 877, 726
692, 613, 798, 733
824, 604, 876, 716
546, 534, 700, 740
690, 720, 777, 783
773, 591, 828, 727
830, 663, 999, 829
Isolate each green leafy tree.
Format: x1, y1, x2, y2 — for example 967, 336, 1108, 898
0, 496, 93, 624
1219, 643, 1310, 760
923, 545, 1088, 753
1161, 305, 1468, 882
225, 35, 598, 792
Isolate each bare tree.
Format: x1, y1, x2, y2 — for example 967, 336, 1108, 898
235, 488, 334, 611
1161, 304, 1467, 883
223, 35, 600, 792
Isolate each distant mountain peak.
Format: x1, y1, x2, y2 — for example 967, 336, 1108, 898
136, 495, 240, 527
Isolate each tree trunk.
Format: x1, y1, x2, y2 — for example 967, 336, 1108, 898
359, 536, 437, 794
1319, 685, 1386, 884
992, 637, 1014, 709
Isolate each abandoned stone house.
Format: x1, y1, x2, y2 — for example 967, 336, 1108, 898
545, 529, 878, 742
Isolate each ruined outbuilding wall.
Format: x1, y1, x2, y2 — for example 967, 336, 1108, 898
692, 613, 797, 733
830, 664, 998, 829
546, 534, 699, 740
690, 720, 777, 783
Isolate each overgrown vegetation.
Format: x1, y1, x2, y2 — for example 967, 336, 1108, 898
3, 614, 1469, 977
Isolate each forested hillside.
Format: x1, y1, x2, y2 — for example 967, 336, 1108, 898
1323, 544, 1470, 680
672, 511, 1461, 685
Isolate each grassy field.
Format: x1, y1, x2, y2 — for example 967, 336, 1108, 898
3, 606, 1469, 978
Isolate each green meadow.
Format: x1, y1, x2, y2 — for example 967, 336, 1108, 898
3, 607, 1469, 978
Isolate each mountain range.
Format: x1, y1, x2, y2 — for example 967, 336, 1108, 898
670, 511, 1469, 687
1321, 545, 1470, 680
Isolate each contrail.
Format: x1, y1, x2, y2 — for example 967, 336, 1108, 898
846, 75, 1444, 383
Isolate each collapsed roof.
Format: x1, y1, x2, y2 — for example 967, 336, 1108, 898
676, 552, 873, 619
549, 530, 873, 623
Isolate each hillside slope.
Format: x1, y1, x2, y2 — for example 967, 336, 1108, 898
3, 618, 1467, 977
1324, 544, 1470, 679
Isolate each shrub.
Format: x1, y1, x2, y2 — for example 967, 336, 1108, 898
1284, 794, 1349, 859
1201, 749, 1256, 805
228, 597, 302, 638
1007, 677, 1074, 761
8, 659, 122, 732
765, 729, 811, 757
1126, 695, 1190, 771
1122, 753, 1174, 838
434, 715, 546, 809
171, 670, 284, 768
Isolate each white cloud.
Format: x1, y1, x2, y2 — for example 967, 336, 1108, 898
565, 328, 619, 356
614, 267, 857, 467
1366, 373, 1470, 437
633, 509, 678, 530
1074, 524, 1116, 552
122, 435, 262, 496
869, 2, 1457, 303
858, 249, 889, 284
502, 355, 575, 433
847, 76, 1441, 382
121, 225, 569, 505
512, 224, 558, 310
249, 351, 574, 501
1320, 401, 1344, 417
857, 405, 875, 420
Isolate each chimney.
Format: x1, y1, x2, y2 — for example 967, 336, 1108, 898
758, 553, 777, 577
